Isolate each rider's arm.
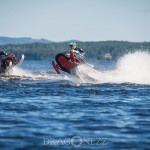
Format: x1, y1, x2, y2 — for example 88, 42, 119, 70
76, 47, 84, 53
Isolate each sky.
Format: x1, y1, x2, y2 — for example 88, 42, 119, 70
0, 0, 150, 42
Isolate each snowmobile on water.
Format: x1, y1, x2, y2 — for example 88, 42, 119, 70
52, 42, 86, 75
0, 50, 24, 75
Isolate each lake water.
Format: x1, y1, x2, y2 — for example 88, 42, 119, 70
0, 52, 150, 149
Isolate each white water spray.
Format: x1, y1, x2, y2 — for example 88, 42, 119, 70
76, 51, 150, 85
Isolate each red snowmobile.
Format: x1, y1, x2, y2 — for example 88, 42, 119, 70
52, 50, 85, 74
0, 52, 24, 74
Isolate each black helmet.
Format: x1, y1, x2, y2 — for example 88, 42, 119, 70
0, 50, 7, 56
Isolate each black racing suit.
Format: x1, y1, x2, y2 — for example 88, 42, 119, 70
0, 54, 7, 68
74, 47, 84, 54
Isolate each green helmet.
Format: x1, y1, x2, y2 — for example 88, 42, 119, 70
69, 42, 77, 50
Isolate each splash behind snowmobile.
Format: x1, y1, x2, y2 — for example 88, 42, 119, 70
52, 50, 85, 74
0, 53, 24, 75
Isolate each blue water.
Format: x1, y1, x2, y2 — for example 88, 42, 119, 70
0, 60, 150, 150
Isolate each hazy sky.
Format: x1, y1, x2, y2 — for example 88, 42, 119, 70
0, 0, 150, 42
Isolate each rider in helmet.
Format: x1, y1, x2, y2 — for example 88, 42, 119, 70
0, 50, 7, 57
0, 50, 18, 69
69, 42, 84, 55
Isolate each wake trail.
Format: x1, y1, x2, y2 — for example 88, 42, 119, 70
11, 67, 70, 81
1, 67, 51, 80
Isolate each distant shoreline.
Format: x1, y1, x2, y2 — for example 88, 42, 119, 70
0, 41, 150, 60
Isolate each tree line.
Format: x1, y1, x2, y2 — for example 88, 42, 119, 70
0, 41, 150, 60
